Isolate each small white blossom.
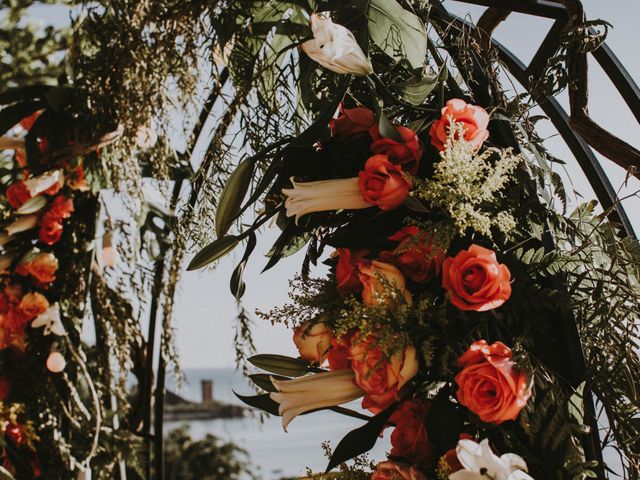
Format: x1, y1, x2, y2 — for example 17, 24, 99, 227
32, 304, 66, 336
449, 439, 533, 480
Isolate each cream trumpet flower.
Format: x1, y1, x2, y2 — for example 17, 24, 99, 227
31, 303, 66, 336
6, 213, 39, 236
0, 136, 24, 150
449, 439, 532, 480
24, 169, 64, 196
301, 14, 373, 76
270, 369, 364, 431
282, 176, 371, 224
0, 253, 15, 273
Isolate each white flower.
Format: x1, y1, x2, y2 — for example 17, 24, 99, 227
301, 14, 373, 76
24, 169, 64, 196
5, 213, 39, 236
31, 303, 66, 336
270, 369, 364, 431
449, 439, 532, 480
282, 176, 371, 224
135, 125, 157, 149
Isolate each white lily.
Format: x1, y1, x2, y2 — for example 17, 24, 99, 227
270, 369, 364, 431
0, 135, 24, 150
5, 213, 39, 236
31, 303, 66, 336
282, 176, 372, 224
301, 14, 373, 76
450, 439, 533, 480
24, 169, 64, 196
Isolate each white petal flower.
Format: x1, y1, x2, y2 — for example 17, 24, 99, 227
270, 369, 364, 431
301, 14, 373, 76
449, 439, 533, 480
31, 303, 66, 336
282, 176, 372, 224
24, 169, 64, 196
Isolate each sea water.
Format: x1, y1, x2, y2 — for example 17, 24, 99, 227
165, 368, 390, 479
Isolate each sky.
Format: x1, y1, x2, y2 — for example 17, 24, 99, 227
173, 0, 640, 368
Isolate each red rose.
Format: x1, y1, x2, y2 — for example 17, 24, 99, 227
455, 340, 531, 424
38, 212, 63, 245
2, 309, 30, 334
429, 99, 489, 151
6, 424, 24, 445
327, 331, 354, 371
442, 244, 511, 312
381, 227, 443, 283
5, 181, 32, 209
335, 248, 369, 296
358, 155, 412, 211
330, 106, 375, 137
350, 336, 418, 413
49, 196, 74, 219
390, 399, 435, 465
19, 110, 42, 131
370, 125, 423, 175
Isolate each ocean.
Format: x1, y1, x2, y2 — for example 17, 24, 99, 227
165, 368, 390, 479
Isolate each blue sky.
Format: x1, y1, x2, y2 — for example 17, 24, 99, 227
175, 0, 640, 368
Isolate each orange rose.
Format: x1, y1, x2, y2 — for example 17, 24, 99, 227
390, 399, 434, 465
370, 125, 423, 175
335, 248, 369, 296
16, 252, 59, 286
455, 340, 531, 424
17, 292, 49, 320
372, 461, 426, 480
293, 322, 332, 364
359, 260, 412, 306
330, 106, 375, 137
429, 99, 489, 151
381, 227, 443, 284
5, 181, 32, 209
358, 155, 411, 211
48, 196, 74, 219
442, 244, 511, 312
350, 336, 418, 413
327, 331, 354, 371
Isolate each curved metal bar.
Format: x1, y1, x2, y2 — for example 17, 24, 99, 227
495, 39, 637, 238
451, 0, 567, 19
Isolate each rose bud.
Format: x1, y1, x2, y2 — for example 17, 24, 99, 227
455, 340, 531, 424
390, 399, 435, 465
359, 260, 412, 306
382, 227, 443, 283
293, 321, 332, 364
358, 154, 412, 211
429, 99, 490, 151
350, 336, 418, 413
442, 244, 511, 312
372, 461, 426, 480
330, 106, 375, 138
370, 125, 423, 175
301, 14, 373, 76
334, 248, 369, 296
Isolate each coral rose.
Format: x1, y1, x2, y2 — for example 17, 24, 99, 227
327, 332, 353, 371
38, 212, 63, 245
390, 399, 434, 465
335, 248, 369, 296
293, 321, 332, 364
16, 252, 59, 286
359, 260, 412, 306
429, 99, 490, 151
442, 244, 511, 312
382, 227, 443, 284
358, 155, 412, 211
455, 340, 531, 424
330, 106, 375, 137
350, 337, 418, 413
5, 181, 31, 209
372, 461, 426, 480
49, 196, 74, 219
18, 292, 49, 320
370, 125, 423, 175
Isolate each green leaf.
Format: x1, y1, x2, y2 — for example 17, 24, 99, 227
216, 159, 255, 237
16, 195, 46, 215
187, 235, 241, 270
377, 108, 403, 142
392, 65, 446, 105
234, 392, 280, 416
248, 354, 309, 377
367, 0, 428, 69
230, 231, 257, 299
404, 195, 429, 212
325, 400, 398, 472
249, 373, 289, 392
